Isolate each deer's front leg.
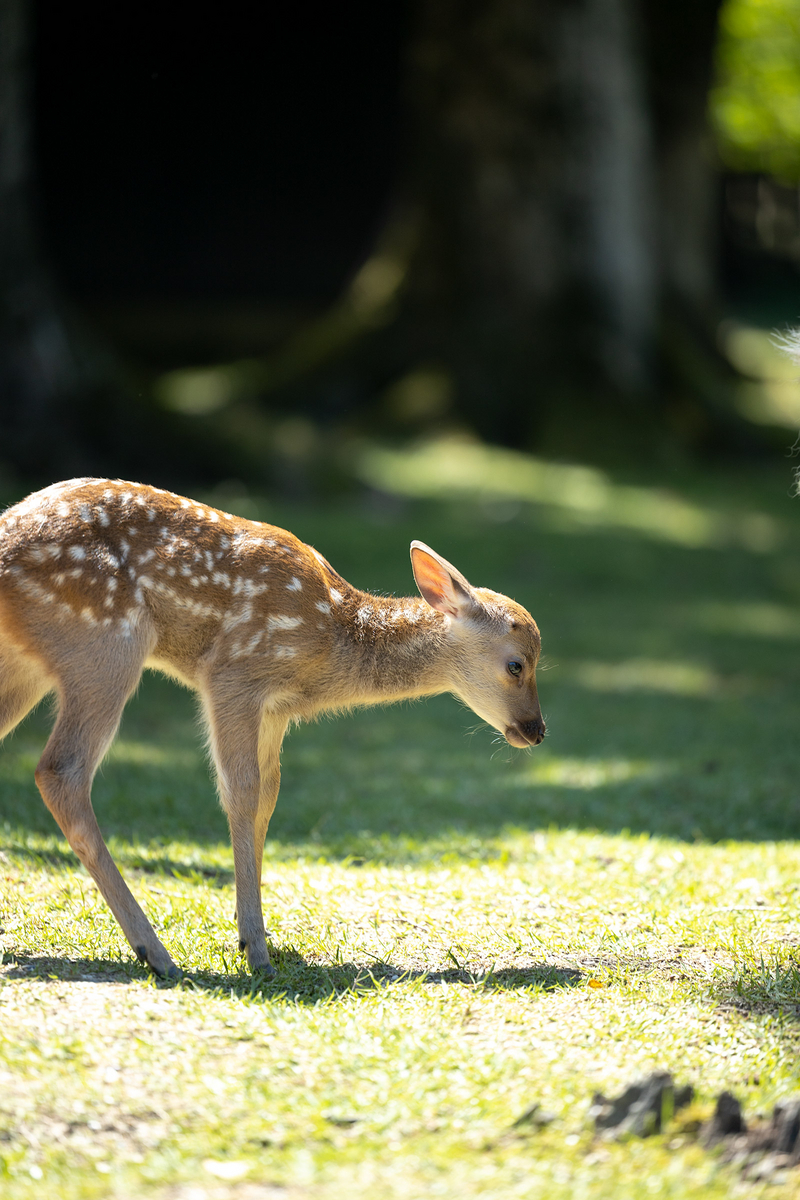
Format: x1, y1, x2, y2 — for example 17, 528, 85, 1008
204, 686, 274, 975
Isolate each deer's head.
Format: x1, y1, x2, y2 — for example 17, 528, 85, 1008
411, 542, 545, 748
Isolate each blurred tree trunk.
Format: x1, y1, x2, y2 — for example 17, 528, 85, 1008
393, 0, 729, 451
0, 0, 81, 478
641, 0, 730, 438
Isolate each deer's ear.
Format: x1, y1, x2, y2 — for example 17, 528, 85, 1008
410, 541, 476, 619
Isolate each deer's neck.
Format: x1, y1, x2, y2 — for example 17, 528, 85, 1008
333, 589, 453, 705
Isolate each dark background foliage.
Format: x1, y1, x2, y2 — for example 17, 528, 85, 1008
1, 0, 799, 489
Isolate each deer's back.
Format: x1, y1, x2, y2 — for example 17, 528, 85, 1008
0, 479, 343, 690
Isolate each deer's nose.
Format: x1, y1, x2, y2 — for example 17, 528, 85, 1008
519, 717, 546, 745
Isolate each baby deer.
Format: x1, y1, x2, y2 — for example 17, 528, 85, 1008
0, 478, 545, 977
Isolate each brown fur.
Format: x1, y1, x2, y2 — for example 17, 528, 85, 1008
0, 478, 545, 977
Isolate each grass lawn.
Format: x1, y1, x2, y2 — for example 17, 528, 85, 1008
3, 439, 800, 1197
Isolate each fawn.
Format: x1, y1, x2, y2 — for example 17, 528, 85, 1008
0, 478, 545, 977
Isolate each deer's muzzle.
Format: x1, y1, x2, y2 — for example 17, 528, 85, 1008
506, 716, 546, 748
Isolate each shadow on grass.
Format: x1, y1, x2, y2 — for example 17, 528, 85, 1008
2, 840, 235, 885
4, 684, 800, 852
1, 949, 582, 1001
4, 674, 800, 855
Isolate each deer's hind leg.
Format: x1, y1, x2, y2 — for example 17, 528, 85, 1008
33, 632, 179, 978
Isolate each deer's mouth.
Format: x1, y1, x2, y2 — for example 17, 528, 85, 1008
505, 719, 546, 748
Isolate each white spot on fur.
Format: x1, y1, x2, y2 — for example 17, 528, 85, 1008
134, 575, 154, 603
267, 614, 303, 632
230, 630, 264, 659
315, 601, 331, 614
97, 507, 110, 527
68, 545, 85, 561
274, 645, 298, 659
357, 605, 373, 624
329, 588, 343, 604
78, 504, 92, 522
287, 577, 303, 592
12, 573, 58, 606
138, 548, 155, 565
221, 601, 254, 632
119, 606, 142, 637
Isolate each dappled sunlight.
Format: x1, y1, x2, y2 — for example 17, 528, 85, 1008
509, 755, 667, 790
355, 435, 780, 551
720, 322, 800, 429
692, 600, 800, 639
107, 740, 199, 769
566, 658, 722, 696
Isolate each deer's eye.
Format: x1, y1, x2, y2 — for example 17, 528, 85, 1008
507, 660, 523, 677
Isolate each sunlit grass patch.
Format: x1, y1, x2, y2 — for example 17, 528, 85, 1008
4, 829, 800, 1197
566, 658, 723, 697
356, 435, 782, 551
508, 756, 666, 790
105, 740, 199, 769
692, 600, 800, 639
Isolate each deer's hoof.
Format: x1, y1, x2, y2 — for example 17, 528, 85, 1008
136, 945, 182, 980
251, 960, 277, 980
